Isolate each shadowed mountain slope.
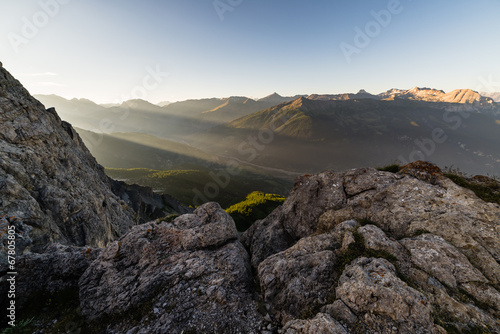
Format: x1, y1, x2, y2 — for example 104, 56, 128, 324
191, 96, 500, 176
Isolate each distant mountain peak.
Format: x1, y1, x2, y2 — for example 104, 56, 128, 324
307, 90, 381, 101
443, 88, 494, 105
258, 92, 284, 102
377, 87, 495, 106
70, 97, 99, 106
157, 101, 171, 107
226, 96, 250, 103
289, 96, 308, 106
267, 92, 282, 98
409, 86, 445, 94
121, 98, 148, 106
120, 99, 162, 110
409, 86, 424, 91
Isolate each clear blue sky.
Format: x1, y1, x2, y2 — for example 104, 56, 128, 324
1, 0, 499, 103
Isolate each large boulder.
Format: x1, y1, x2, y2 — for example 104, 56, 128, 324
335, 257, 434, 333
241, 171, 347, 269
257, 220, 357, 324
78, 203, 266, 333
282, 313, 348, 334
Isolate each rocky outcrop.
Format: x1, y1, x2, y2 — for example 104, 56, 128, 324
336, 257, 434, 333
3, 203, 268, 333
243, 163, 500, 281
76, 202, 265, 333
0, 64, 187, 252
0, 64, 137, 251
243, 161, 500, 333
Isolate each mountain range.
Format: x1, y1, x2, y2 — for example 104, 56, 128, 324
35, 88, 498, 135
195, 91, 500, 176
35, 87, 500, 193
34, 93, 302, 138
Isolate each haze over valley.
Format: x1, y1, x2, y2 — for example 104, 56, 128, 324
34, 88, 500, 207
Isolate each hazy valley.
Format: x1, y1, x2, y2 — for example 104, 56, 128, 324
35, 87, 500, 210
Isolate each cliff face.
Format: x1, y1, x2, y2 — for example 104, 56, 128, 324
0, 63, 136, 251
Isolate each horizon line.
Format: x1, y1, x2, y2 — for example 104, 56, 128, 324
31, 86, 495, 106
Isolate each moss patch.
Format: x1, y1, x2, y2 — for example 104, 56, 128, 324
376, 164, 402, 173
225, 191, 286, 231
445, 173, 500, 205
